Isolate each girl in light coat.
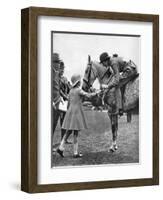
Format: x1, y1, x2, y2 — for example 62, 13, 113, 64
56, 74, 98, 158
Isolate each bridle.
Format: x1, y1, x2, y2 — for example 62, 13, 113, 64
83, 62, 96, 91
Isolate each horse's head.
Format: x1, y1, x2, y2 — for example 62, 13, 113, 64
82, 62, 97, 92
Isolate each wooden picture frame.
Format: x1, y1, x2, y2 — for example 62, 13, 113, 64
21, 7, 159, 193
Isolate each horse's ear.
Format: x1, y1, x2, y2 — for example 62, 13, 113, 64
88, 55, 91, 64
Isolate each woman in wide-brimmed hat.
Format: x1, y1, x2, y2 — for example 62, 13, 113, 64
56, 74, 99, 158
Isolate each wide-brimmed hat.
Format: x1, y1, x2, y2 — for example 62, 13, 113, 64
71, 74, 81, 87
99, 52, 110, 63
52, 53, 61, 63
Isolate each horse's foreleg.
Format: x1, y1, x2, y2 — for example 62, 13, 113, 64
110, 114, 118, 141
109, 114, 118, 152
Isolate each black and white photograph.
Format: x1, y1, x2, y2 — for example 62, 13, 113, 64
20, 6, 159, 193
51, 31, 140, 167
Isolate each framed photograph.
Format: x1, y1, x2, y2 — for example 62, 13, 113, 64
21, 7, 159, 193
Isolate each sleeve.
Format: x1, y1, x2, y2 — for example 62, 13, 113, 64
60, 90, 68, 101
65, 78, 72, 94
79, 89, 97, 99
60, 77, 69, 101
107, 61, 120, 89
52, 68, 61, 103
67, 81, 72, 94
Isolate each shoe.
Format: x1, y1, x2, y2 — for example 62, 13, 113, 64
56, 148, 64, 157
73, 153, 83, 158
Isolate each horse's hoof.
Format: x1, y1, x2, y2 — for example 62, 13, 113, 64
109, 144, 118, 152
73, 152, 83, 158
109, 146, 115, 152
114, 145, 118, 150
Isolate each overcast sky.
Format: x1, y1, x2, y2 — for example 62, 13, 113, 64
52, 32, 140, 88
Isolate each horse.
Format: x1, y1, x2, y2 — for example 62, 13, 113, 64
82, 59, 139, 151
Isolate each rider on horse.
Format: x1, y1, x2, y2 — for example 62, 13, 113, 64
82, 52, 138, 152
99, 52, 139, 151
99, 52, 123, 116
99, 52, 135, 151
99, 52, 138, 115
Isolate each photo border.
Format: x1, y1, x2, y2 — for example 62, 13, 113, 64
51, 30, 140, 168
21, 7, 159, 193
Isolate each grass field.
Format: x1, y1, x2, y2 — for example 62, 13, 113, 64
52, 111, 139, 167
